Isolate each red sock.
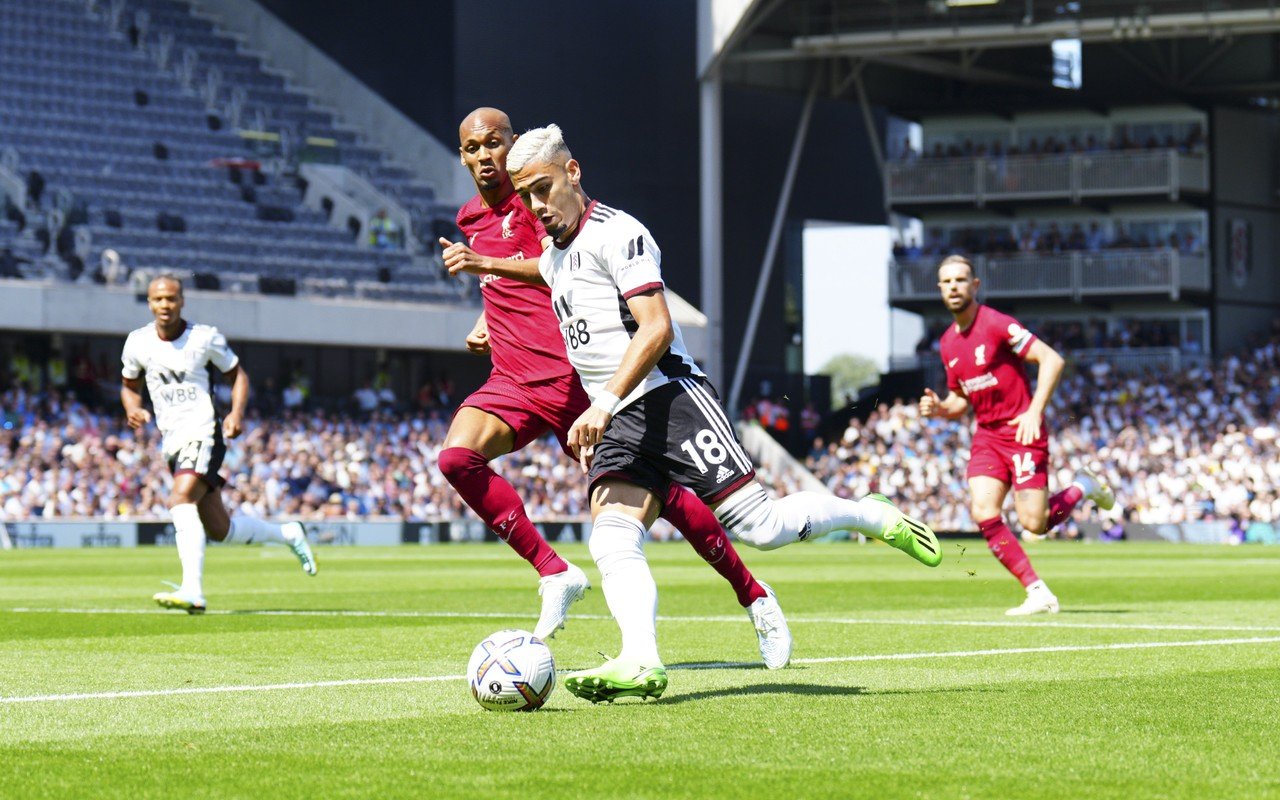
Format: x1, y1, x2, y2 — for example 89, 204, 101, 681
661, 483, 766, 607
438, 447, 567, 577
1047, 485, 1084, 531
978, 516, 1039, 587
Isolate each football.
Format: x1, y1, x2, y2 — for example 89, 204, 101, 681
467, 629, 556, 712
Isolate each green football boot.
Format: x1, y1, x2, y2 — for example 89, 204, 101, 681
564, 657, 668, 704
867, 494, 943, 567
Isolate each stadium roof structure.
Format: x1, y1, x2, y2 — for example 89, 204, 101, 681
696, 0, 1280, 410
704, 1, 1280, 111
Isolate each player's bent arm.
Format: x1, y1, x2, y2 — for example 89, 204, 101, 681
439, 238, 547, 286
226, 364, 250, 416
938, 391, 971, 419
605, 289, 676, 401
120, 377, 151, 428
222, 364, 249, 438
465, 312, 490, 354
478, 256, 546, 285
1022, 339, 1065, 414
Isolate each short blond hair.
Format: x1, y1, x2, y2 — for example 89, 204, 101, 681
506, 124, 572, 174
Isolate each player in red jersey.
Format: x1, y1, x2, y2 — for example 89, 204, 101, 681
435, 108, 791, 666
919, 255, 1114, 615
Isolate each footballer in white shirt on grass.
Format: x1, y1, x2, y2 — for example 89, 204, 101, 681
121, 275, 317, 614
448, 124, 943, 704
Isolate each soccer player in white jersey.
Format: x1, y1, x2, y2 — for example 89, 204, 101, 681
121, 275, 317, 614
447, 125, 943, 704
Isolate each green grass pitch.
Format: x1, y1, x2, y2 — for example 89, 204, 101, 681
2, 542, 1279, 799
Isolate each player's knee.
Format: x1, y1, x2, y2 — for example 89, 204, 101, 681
1020, 509, 1049, 534
724, 504, 787, 550
437, 446, 483, 484
971, 502, 1001, 523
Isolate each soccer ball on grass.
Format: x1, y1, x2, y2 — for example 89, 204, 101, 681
467, 629, 555, 712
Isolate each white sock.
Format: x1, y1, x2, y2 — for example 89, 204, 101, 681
170, 503, 206, 597
588, 511, 660, 666
1026, 579, 1052, 596
225, 515, 289, 545
716, 484, 892, 550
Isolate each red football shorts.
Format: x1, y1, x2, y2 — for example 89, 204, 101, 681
457, 372, 588, 459
966, 428, 1049, 490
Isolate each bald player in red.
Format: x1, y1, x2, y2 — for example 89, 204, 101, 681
919, 255, 1115, 615
435, 108, 791, 666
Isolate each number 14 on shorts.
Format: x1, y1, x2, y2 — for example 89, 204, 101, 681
1012, 451, 1036, 485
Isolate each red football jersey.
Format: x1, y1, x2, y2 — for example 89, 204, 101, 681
456, 192, 574, 383
939, 304, 1042, 438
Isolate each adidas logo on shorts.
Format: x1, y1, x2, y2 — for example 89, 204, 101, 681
715, 465, 734, 484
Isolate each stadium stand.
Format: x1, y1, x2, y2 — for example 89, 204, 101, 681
4, 319, 1279, 544
0, 0, 462, 303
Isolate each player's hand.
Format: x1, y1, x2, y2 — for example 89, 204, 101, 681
919, 388, 940, 418
1007, 408, 1042, 445
568, 407, 613, 473
465, 322, 491, 355
222, 411, 244, 440
439, 238, 490, 277
125, 408, 151, 430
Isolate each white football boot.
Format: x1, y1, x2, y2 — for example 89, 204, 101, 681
745, 582, 792, 669
282, 521, 319, 576
533, 562, 590, 640
1005, 580, 1059, 616
1075, 468, 1116, 512
153, 589, 207, 615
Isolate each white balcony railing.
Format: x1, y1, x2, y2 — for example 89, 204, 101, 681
889, 250, 1209, 302
886, 150, 1208, 206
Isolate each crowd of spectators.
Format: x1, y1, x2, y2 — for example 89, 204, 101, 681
894, 222, 1205, 261
916, 319, 1188, 357
895, 123, 1207, 162
2, 318, 1278, 537
0, 389, 590, 522
807, 319, 1280, 534
1033, 319, 1184, 352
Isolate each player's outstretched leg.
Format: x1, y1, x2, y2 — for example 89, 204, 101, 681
714, 483, 942, 567
1044, 468, 1116, 533
979, 516, 1058, 615
224, 516, 318, 576
154, 503, 207, 614
564, 511, 666, 703
660, 483, 791, 666
439, 447, 590, 637
661, 483, 767, 605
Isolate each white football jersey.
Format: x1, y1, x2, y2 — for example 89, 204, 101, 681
120, 321, 239, 455
538, 201, 702, 409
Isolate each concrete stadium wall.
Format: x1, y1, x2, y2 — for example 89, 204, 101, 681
0, 280, 481, 350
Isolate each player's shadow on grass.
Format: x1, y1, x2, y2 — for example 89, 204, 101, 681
659, 682, 869, 705
658, 682, 1006, 705
1057, 609, 1133, 614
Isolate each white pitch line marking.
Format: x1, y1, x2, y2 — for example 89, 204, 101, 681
3, 636, 1278, 704
6, 607, 1280, 634
0, 675, 464, 704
